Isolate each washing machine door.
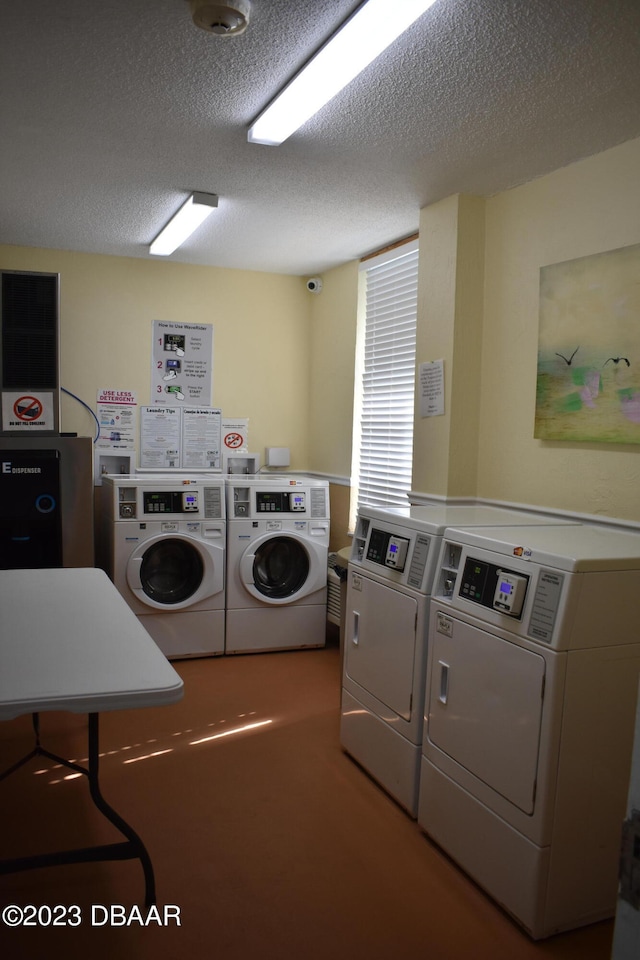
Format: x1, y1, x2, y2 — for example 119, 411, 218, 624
126, 534, 223, 610
239, 532, 327, 605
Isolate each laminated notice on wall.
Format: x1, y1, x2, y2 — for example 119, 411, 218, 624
419, 360, 445, 417
139, 405, 222, 470
222, 418, 249, 453
151, 320, 213, 406
140, 406, 182, 469
183, 407, 222, 470
1, 391, 56, 432
95, 389, 137, 451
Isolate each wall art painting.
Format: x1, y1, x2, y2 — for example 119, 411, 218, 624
535, 242, 640, 444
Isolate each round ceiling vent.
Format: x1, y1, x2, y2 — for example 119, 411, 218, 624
189, 0, 251, 36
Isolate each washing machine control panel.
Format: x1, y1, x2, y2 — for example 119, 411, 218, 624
256, 491, 306, 513
143, 490, 199, 514
460, 556, 529, 618
107, 478, 224, 521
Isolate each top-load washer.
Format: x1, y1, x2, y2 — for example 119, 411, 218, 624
419, 522, 640, 938
100, 473, 226, 659
341, 504, 580, 817
225, 475, 330, 654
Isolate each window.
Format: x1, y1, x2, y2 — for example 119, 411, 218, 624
350, 238, 419, 528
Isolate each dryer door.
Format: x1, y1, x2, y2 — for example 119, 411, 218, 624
344, 573, 417, 722
426, 614, 546, 815
239, 533, 327, 605
126, 534, 223, 610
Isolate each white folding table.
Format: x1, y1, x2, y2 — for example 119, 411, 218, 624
0, 567, 184, 905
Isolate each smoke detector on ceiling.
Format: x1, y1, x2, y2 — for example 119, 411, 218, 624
189, 0, 251, 36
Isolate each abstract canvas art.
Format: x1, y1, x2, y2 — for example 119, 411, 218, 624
535, 242, 640, 444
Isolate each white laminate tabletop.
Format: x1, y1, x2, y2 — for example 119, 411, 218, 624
0, 567, 184, 721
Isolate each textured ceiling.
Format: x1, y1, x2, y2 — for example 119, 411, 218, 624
1, 0, 639, 276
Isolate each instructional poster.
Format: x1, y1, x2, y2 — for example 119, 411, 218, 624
139, 406, 222, 470
95, 389, 137, 451
183, 407, 222, 470
151, 320, 213, 405
140, 406, 181, 469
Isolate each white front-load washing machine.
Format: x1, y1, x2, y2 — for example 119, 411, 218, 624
225, 475, 330, 654
100, 474, 226, 659
341, 504, 580, 817
419, 523, 640, 938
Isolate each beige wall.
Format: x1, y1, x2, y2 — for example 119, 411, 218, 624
307, 260, 358, 477
478, 137, 640, 522
414, 194, 485, 498
0, 245, 313, 469
411, 137, 640, 523
307, 260, 358, 548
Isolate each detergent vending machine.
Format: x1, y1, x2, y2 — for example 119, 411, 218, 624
0, 437, 94, 569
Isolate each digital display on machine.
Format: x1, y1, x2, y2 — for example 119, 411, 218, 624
460, 557, 529, 618
365, 529, 409, 571
460, 559, 489, 602
256, 492, 306, 513
366, 528, 390, 565
257, 492, 286, 512
143, 491, 198, 514
144, 492, 172, 513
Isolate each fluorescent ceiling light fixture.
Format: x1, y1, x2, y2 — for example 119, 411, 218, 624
149, 192, 219, 256
248, 0, 438, 146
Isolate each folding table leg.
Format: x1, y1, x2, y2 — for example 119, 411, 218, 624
86, 713, 157, 907
0, 712, 157, 907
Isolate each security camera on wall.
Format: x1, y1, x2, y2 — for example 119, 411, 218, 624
306, 277, 323, 294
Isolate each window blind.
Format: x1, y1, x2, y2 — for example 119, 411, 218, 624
353, 240, 418, 512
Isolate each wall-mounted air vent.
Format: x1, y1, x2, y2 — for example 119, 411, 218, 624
0, 270, 60, 435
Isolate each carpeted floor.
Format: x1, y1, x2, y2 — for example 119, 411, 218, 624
0, 637, 614, 959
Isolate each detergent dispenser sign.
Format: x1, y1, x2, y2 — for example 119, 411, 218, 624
1, 391, 55, 432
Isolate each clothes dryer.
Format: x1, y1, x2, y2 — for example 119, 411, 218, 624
225, 476, 329, 654
419, 523, 640, 938
341, 505, 579, 816
100, 474, 226, 659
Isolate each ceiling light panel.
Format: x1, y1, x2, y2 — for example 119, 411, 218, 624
149, 192, 219, 256
248, 0, 438, 146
